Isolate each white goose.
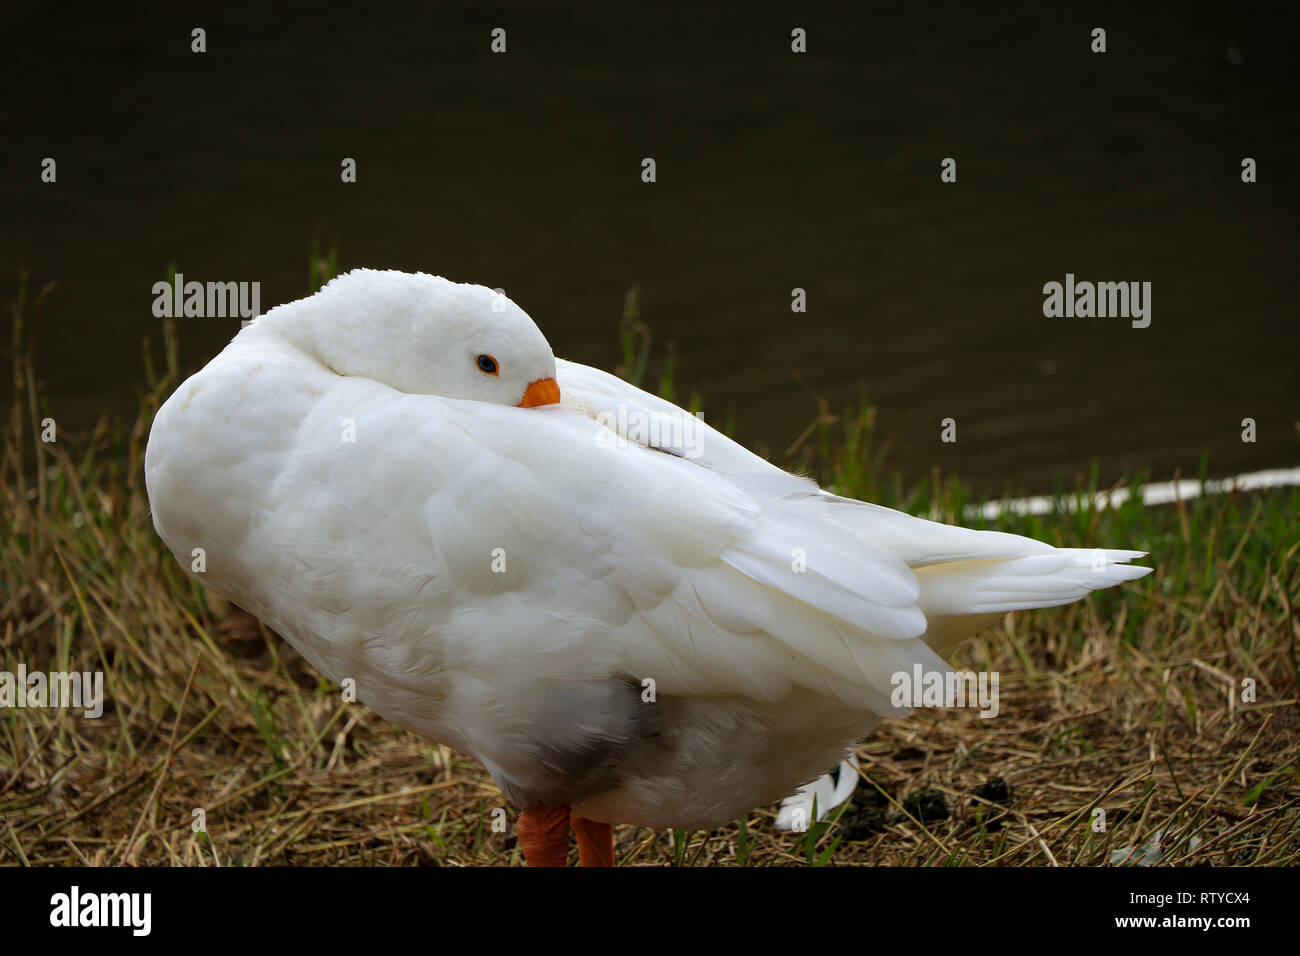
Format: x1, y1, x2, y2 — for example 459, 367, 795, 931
145, 269, 1150, 866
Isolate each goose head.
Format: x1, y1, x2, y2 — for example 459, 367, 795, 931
255, 268, 560, 407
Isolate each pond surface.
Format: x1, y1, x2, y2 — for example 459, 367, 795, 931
3, 2, 1297, 496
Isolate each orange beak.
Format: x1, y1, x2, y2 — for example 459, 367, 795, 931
519, 377, 561, 408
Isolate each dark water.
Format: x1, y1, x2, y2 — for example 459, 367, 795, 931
3, 2, 1297, 497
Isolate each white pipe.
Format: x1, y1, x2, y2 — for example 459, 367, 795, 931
964, 467, 1300, 521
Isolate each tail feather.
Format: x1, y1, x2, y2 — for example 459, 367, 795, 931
915, 548, 1151, 616
913, 548, 1151, 655
823, 493, 1151, 655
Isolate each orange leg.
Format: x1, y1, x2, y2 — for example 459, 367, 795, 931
517, 805, 571, 867
572, 816, 615, 867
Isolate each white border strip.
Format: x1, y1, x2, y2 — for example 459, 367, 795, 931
965, 467, 1300, 520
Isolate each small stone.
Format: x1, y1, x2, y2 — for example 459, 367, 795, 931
856, 775, 892, 809
838, 803, 888, 841
902, 787, 949, 823
973, 776, 1012, 804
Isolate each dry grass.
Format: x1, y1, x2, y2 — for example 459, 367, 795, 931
2, 272, 1297, 866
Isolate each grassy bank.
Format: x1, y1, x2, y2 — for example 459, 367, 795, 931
2, 273, 1297, 866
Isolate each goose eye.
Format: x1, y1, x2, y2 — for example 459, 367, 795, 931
476, 354, 499, 375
